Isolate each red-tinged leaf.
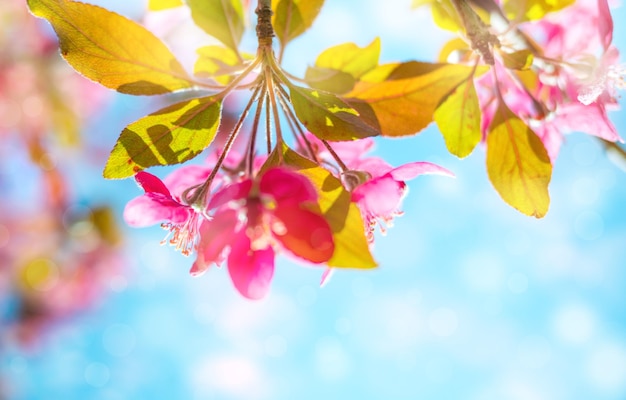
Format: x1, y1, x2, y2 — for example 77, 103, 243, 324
27, 0, 193, 95
104, 97, 222, 179
486, 104, 552, 218
434, 76, 482, 158
272, 0, 324, 48
345, 62, 485, 137
288, 84, 381, 141
148, 0, 183, 10
264, 146, 377, 269
187, 0, 245, 53
500, 49, 534, 70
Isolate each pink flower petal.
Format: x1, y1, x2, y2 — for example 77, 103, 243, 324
272, 206, 334, 264
555, 101, 622, 142
260, 168, 318, 204
328, 137, 376, 163
208, 179, 253, 210
123, 193, 190, 227
389, 162, 455, 181
227, 231, 275, 300
352, 175, 406, 218
191, 209, 240, 276
320, 268, 334, 287
163, 165, 212, 199
598, 0, 613, 50
135, 171, 171, 196
350, 157, 392, 178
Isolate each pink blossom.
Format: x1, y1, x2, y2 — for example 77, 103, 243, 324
530, 0, 624, 113
192, 167, 334, 299
124, 170, 205, 255
346, 157, 454, 240
474, 0, 624, 161
308, 136, 454, 240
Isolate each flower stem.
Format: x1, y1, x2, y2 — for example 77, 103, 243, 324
321, 140, 349, 172
256, 0, 274, 48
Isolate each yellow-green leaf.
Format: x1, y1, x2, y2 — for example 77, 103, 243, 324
303, 68, 356, 94
359, 63, 401, 83
500, 49, 534, 70
194, 45, 252, 85
486, 104, 552, 218
272, 0, 324, 48
27, 0, 193, 95
502, 0, 575, 21
434, 77, 482, 158
148, 0, 183, 10
345, 62, 484, 137
187, 0, 245, 53
438, 37, 471, 63
288, 84, 381, 141
304, 38, 381, 94
104, 97, 222, 179
315, 38, 381, 79
432, 0, 463, 32
266, 146, 377, 269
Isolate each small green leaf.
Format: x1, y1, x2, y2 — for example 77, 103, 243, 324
187, 0, 245, 53
288, 84, 381, 141
486, 104, 552, 217
27, 0, 193, 95
272, 0, 324, 48
500, 49, 534, 70
265, 146, 377, 269
434, 76, 482, 158
104, 97, 222, 179
148, 0, 183, 10
345, 62, 486, 137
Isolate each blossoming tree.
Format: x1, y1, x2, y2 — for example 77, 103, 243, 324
26, 0, 625, 300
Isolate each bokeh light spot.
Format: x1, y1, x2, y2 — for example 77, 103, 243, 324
574, 211, 604, 241
20, 258, 59, 292
553, 303, 596, 345
587, 343, 626, 393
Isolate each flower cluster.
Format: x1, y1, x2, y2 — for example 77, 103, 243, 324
26, 0, 626, 300
125, 140, 450, 299
470, 0, 624, 160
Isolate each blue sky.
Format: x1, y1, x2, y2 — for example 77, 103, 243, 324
2, 1, 626, 399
